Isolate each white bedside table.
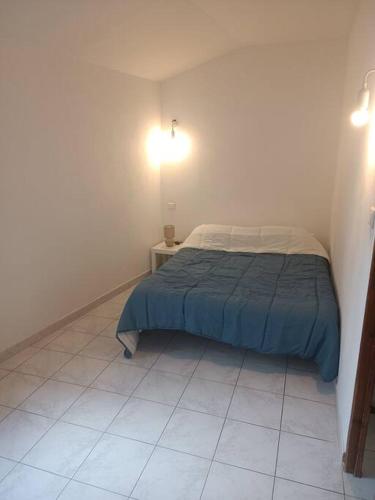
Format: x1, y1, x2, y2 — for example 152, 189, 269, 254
151, 241, 182, 272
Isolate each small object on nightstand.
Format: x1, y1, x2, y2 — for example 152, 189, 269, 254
151, 241, 181, 273
164, 225, 175, 247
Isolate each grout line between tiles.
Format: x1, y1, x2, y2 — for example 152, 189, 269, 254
5, 350, 337, 408
128, 337, 211, 499
0, 347, 43, 371
0, 303, 342, 498
198, 346, 247, 500
0, 302, 129, 494
0, 337, 120, 493
271, 356, 287, 499
0, 447, 350, 499
1, 354, 339, 447
56, 330, 178, 499
1, 401, 343, 493
1, 365, 338, 442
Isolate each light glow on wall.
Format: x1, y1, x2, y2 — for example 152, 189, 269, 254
160, 127, 191, 164
146, 127, 163, 167
146, 121, 191, 167
351, 108, 370, 127
351, 70, 374, 127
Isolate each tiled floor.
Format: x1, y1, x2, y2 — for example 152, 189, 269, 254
0, 288, 374, 499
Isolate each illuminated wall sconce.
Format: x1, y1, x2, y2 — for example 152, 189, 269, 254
351, 69, 375, 127
161, 119, 191, 164
171, 119, 177, 138
146, 119, 191, 167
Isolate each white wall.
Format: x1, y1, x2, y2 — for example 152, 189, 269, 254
160, 40, 347, 248
330, 0, 375, 453
0, 46, 162, 353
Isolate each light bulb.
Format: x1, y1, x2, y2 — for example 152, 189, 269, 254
160, 130, 191, 164
351, 108, 369, 127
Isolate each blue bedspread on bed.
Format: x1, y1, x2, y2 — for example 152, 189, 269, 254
117, 248, 340, 381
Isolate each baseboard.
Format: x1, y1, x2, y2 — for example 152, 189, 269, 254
0, 270, 150, 363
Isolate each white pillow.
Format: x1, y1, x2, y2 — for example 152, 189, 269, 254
181, 224, 328, 259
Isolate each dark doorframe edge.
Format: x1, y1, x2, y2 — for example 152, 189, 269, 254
344, 239, 375, 476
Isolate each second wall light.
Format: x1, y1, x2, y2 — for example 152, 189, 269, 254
351, 69, 375, 127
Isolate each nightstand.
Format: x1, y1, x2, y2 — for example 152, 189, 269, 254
151, 241, 181, 273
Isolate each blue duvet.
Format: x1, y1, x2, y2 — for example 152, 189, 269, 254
117, 248, 339, 381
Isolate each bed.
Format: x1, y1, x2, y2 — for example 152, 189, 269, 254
116, 225, 340, 381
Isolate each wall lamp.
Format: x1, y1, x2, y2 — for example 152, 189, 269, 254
351, 69, 375, 127
171, 119, 177, 138
162, 119, 191, 164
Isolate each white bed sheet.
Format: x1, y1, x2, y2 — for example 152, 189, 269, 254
181, 224, 329, 260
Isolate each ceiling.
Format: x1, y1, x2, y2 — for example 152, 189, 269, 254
0, 0, 359, 81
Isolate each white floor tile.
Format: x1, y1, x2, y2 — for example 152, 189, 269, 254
20, 379, 85, 418
115, 349, 160, 370
133, 369, 189, 406
16, 349, 73, 378
62, 388, 127, 431
0, 463, 68, 500
99, 321, 118, 338
59, 481, 127, 499
201, 461, 274, 500
193, 348, 243, 385
0, 405, 12, 422
90, 302, 123, 319
53, 355, 109, 386
132, 446, 210, 500
178, 378, 234, 417
0, 409, 54, 460
110, 288, 134, 304
46, 330, 93, 354
92, 363, 147, 396
285, 369, 336, 405
69, 315, 113, 335
0, 347, 40, 370
116, 333, 168, 369
274, 478, 344, 500
215, 419, 279, 475
32, 330, 64, 349
0, 457, 16, 482
79, 336, 123, 361
343, 450, 375, 500
159, 408, 224, 459
237, 362, 286, 394
0, 372, 44, 407
277, 432, 343, 492
106, 296, 128, 309
75, 433, 153, 496
109, 397, 173, 444
228, 386, 283, 429
282, 396, 337, 441
23, 421, 100, 477
152, 347, 202, 377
